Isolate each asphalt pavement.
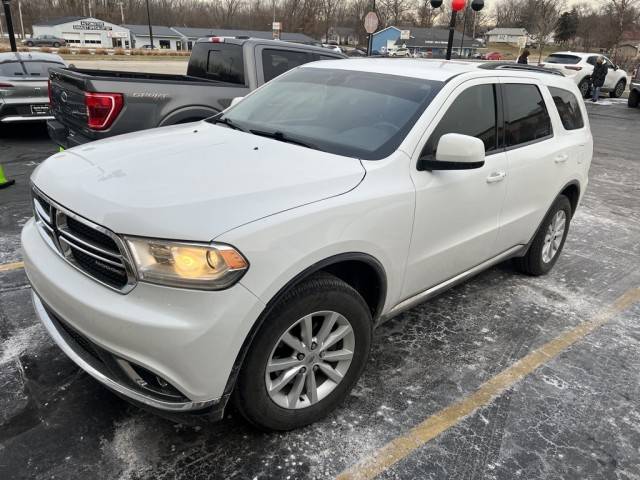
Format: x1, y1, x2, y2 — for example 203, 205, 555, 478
0, 100, 639, 480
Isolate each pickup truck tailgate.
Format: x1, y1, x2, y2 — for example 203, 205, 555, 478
49, 69, 88, 132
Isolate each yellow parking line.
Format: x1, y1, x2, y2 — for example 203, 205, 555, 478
337, 287, 640, 480
0, 261, 24, 272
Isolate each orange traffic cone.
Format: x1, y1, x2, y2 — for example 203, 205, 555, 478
0, 165, 15, 189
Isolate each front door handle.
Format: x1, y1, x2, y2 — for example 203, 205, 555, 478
486, 171, 506, 184
555, 154, 569, 164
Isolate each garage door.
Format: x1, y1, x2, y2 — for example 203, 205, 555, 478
62, 32, 81, 46
83, 33, 102, 46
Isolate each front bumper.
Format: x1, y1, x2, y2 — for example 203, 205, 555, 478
22, 218, 265, 412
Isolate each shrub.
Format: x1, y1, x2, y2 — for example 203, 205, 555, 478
18, 46, 31, 52
0, 45, 10, 53
40, 47, 52, 53
114, 48, 125, 55
95, 48, 108, 55
57, 47, 71, 54
78, 48, 91, 55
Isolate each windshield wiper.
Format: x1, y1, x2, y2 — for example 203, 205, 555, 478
249, 129, 323, 152
209, 116, 247, 132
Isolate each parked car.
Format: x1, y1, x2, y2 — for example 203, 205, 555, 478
484, 51, 503, 60
47, 37, 345, 148
322, 44, 343, 54
389, 47, 410, 57
0, 52, 65, 124
346, 48, 367, 57
539, 52, 627, 99
22, 35, 67, 48
24, 59, 592, 430
140, 44, 156, 49
628, 64, 639, 108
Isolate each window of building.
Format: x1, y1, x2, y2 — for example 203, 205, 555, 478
262, 49, 311, 82
421, 84, 498, 158
503, 84, 552, 147
549, 87, 584, 130
159, 40, 171, 49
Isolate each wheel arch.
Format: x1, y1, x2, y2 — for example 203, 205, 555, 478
219, 252, 387, 402
158, 106, 219, 127
517, 179, 581, 257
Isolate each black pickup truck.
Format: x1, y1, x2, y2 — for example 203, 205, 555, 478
47, 37, 344, 148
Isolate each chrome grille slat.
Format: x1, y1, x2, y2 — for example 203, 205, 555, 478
59, 237, 126, 268
30, 186, 137, 294
57, 228, 123, 260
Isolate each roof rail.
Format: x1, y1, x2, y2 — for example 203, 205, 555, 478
479, 62, 565, 76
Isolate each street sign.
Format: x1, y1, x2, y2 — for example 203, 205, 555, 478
272, 21, 281, 30
364, 12, 378, 34
518, 36, 527, 48
400, 30, 410, 40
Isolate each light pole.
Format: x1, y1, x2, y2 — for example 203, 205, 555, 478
145, 0, 154, 49
1, 0, 17, 52
429, 0, 484, 60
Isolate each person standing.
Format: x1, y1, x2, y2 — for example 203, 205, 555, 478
517, 49, 530, 64
591, 56, 608, 102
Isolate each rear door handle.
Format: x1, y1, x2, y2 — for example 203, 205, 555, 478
555, 154, 569, 164
486, 171, 506, 183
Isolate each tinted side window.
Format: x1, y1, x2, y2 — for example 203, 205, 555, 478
549, 87, 584, 130
186, 43, 245, 84
262, 49, 310, 82
587, 56, 597, 66
422, 84, 497, 157
0, 62, 25, 76
503, 84, 552, 147
22, 61, 64, 76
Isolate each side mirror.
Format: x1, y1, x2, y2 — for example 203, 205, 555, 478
230, 96, 244, 107
417, 133, 485, 171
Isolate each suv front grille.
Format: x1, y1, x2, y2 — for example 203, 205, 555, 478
32, 186, 137, 293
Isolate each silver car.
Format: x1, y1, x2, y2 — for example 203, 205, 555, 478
23, 35, 67, 48
0, 52, 65, 124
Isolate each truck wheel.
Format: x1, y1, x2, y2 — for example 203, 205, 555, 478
629, 89, 640, 108
514, 195, 572, 276
610, 80, 626, 98
234, 273, 372, 431
578, 79, 590, 98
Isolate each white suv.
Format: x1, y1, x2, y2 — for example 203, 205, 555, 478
23, 59, 593, 430
540, 52, 628, 99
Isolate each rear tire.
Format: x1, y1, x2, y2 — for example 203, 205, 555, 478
628, 89, 640, 108
578, 78, 591, 98
514, 195, 572, 276
234, 273, 372, 431
53, 42, 60, 48
26, 41, 34, 47
610, 80, 626, 98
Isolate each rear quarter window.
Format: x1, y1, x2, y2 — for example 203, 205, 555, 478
548, 86, 584, 130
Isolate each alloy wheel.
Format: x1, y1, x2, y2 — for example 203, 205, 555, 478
265, 311, 355, 409
616, 82, 625, 97
542, 210, 566, 263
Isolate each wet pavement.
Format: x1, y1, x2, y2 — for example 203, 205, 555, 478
1, 100, 639, 480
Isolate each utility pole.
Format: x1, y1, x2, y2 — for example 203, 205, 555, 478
1, 0, 17, 52
118, 1, 125, 24
17, 0, 23, 40
145, 0, 154, 48
88, 0, 93, 18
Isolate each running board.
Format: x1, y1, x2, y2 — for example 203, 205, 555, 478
380, 245, 525, 324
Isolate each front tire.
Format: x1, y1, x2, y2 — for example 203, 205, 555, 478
234, 273, 373, 431
628, 89, 640, 108
26, 41, 34, 47
53, 42, 60, 48
610, 80, 626, 98
514, 195, 572, 276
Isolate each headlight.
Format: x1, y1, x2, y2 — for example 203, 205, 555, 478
125, 237, 249, 290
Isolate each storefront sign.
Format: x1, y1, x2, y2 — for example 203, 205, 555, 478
73, 20, 112, 31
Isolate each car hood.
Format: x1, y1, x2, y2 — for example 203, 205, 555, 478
32, 122, 366, 241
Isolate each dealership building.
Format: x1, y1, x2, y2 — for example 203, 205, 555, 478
32, 16, 132, 48
31, 16, 318, 50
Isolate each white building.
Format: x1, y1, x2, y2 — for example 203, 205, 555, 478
123, 24, 186, 50
485, 27, 529, 45
32, 16, 131, 48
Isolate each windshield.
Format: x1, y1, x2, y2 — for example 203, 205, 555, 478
214, 67, 443, 160
545, 54, 581, 65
